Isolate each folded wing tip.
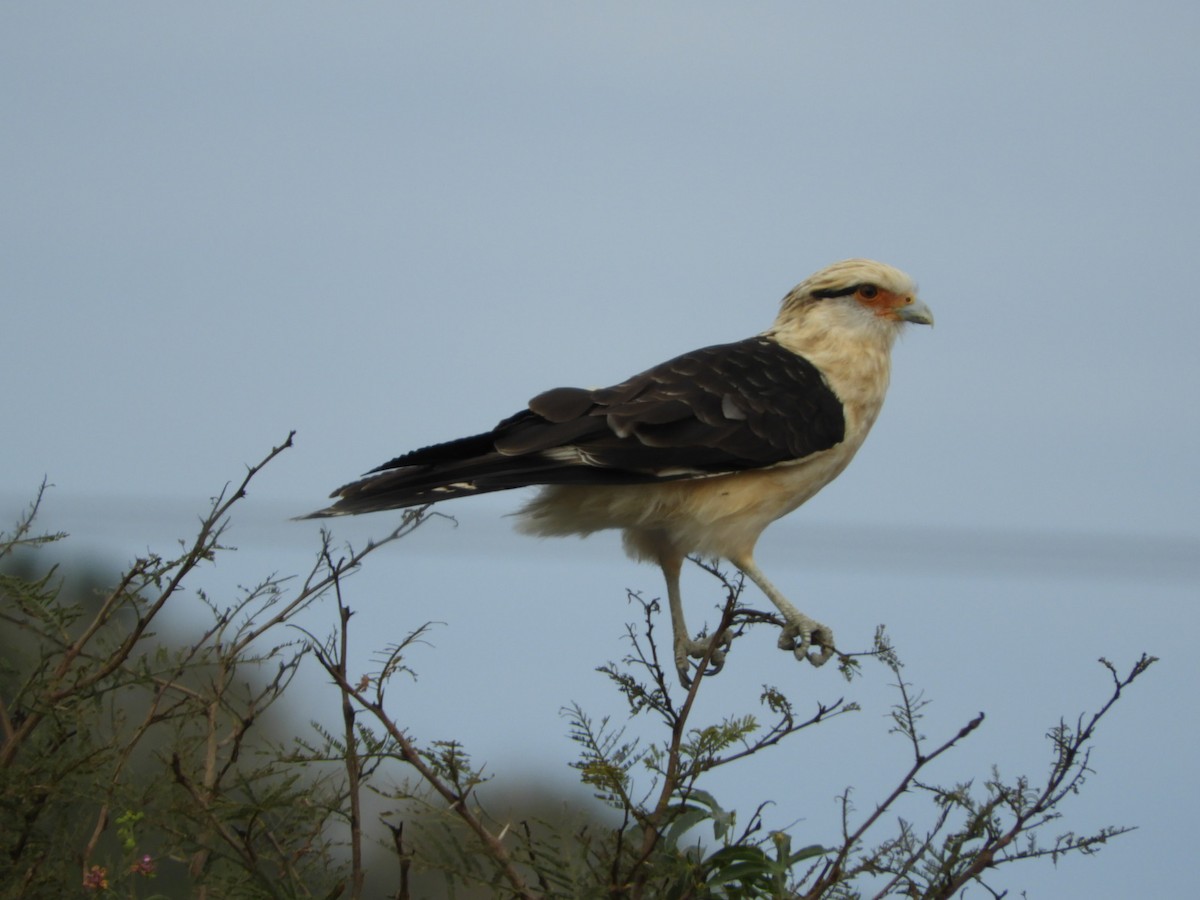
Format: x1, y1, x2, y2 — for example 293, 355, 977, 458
293, 505, 343, 521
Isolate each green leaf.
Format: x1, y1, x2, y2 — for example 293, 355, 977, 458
664, 805, 713, 849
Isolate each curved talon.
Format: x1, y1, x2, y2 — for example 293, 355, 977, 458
777, 620, 835, 667
674, 630, 733, 686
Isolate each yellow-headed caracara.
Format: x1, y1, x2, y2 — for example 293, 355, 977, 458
307, 259, 933, 684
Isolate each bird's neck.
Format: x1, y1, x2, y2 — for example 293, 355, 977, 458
764, 304, 897, 439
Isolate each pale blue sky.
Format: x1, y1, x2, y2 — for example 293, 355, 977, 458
3, 4, 1198, 896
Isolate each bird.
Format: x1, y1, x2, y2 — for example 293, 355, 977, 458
306, 259, 933, 684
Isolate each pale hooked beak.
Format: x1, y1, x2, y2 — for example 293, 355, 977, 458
897, 297, 934, 326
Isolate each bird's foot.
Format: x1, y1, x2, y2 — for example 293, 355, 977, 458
778, 615, 835, 667
674, 630, 733, 687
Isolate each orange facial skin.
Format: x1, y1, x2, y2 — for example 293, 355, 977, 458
855, 284, 918, 320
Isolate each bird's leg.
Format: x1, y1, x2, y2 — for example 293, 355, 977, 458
731, 554, 834, 667
660, 554, 730, 685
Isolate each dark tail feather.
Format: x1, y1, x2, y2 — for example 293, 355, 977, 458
301, 446, 575, 518
300, 404, 695, 520
300, 445, 680, 519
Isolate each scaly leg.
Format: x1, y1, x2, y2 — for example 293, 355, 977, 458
659, 553, 730, 685
730, 553, 834, 667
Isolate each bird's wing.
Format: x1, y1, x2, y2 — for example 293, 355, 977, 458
308, 337, 844, 516
497, 337, 845, 472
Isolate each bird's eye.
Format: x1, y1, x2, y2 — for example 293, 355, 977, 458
858, 285, 878, 299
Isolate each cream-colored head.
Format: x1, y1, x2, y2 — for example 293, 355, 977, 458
778, 258, 933, 328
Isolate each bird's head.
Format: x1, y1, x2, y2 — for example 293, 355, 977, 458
777, 259, 934, 334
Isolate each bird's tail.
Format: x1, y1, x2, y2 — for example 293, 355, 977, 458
301, 446, 561, 518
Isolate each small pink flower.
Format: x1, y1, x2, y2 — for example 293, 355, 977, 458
82, 864, 109, 890
129, 854, 156, 876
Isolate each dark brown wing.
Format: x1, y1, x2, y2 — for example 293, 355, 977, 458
305, 337, 844, 517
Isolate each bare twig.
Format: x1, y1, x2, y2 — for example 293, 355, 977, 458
810, 713, 987, 896
0, 433, 296, 769
306, 567, 539, 900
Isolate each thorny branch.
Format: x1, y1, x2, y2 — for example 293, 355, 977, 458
910, 654, 1158, 898
809, 654, 1156, 899
0, 438, 1159, 899
1, 432, 297, 769
305, 562, 540, 900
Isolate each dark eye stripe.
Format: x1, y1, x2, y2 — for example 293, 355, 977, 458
812, 283, 869, 299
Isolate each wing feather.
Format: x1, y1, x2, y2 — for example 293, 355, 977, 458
306, 337, 845, 517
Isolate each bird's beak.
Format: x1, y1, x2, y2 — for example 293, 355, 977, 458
897, 297, 934, 326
